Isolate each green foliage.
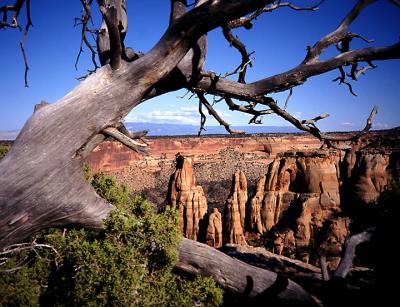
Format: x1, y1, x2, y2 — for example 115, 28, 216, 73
0, 143, 10, 160
0, 171, 223, 306
90, 171, 131, 206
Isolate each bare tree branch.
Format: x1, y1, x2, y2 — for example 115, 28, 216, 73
1, 0, 33, 86
228, 0, 324, 30
20, 0, 32, 87
303, 0, 376, 64
103, 127, 149, 154
98, 4, 122, 70
170, 0, 187, 23
197, 99, 207, 136
283, 88, 293, 110
197, 92, 245, 135
301, 113, 330, 125
0, 0, 25, 29
389, 0, 400, 7
0, 240, 59, 272
222, 25, 253, 83
75, 0, 99, 71
333, 228, 375, 279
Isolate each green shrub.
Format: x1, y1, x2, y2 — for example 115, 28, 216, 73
0, 144, 10, 160
0, 170, 223, 306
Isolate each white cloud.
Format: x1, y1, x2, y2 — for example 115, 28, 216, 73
126, 107, 199, 125
373, 122, 389, 129
340, 122, 355, 127
126, 106, 232, 125
180, 106, 197, 111
294, 111, 302, 119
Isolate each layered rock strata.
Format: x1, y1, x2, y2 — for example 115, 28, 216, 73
224, 171, 248, 245
206, 208, 223, 248
85, 130, 400, 267
246, 151, 344, 263
167, 155, 207, 241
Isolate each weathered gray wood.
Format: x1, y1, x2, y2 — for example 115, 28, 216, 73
333, 228, 375, 279
0, 0, 271, 249
222, 244, 323, 282
103, 127, 148, 153
177, 238, 317, 304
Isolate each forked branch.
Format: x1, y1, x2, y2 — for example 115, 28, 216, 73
75, 0, 99, 71
228, 0, 324, 30
197, 92, 245, 135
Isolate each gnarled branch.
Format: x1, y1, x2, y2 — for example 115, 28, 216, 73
197, 92, 245, 135
103, 127, 148, 154
333, 228, 375, 279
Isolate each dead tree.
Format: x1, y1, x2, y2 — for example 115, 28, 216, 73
0, 0, 399, 302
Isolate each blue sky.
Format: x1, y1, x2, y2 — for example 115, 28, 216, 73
0, 0, 399, 132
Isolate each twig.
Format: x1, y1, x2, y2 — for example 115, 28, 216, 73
222, 26, 253, 83
301, 113, 329, 125
228, 0, 324, 30
333, 66, 357, 96
198, 100, 207, 136
283, 88, 293, 110
75, 0, 99, 70
197, 93, 245, 135
1, 241, 59, 272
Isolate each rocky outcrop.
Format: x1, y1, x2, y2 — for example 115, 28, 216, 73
319, 217, 350, 271
206, 208, 223, 248
347, 152, 390, 203
167, 155, 207, 241
249, 175, 265, 234
84, 130, 400, 266
224, 171, 247, 245
273, 228, 296, 258
250, 151, 341, 235
247, 150, 344, 263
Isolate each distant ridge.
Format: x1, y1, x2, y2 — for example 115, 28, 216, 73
124, 122, 298, 136
0, 130, 20, 140
2, 125, 399, 140
0, 124, 297, 140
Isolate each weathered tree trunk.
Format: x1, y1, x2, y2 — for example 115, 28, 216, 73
177, 239, 317, 305
0, 0, 270, 248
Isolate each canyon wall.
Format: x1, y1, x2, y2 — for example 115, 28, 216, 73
86, 129, 400, 268
87, 134, 323, 207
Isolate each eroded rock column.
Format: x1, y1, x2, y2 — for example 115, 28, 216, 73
224, 170, 247, 245
206, 208, 223, 248
168, 154, 207, 241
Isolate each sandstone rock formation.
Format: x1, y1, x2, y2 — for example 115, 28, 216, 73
273, 228, 296, 258
84, 130, 399, 266
224, 170, 247, 245
250, 151, 341, 236
167, 154, 207, 241
206, 208, 223, 248
349, 153, 390, 203
247, 150, 345, 264
249, 175, 265, 234
319, 217, 350, 271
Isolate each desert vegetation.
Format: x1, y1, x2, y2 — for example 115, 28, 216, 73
0, 169, 223, 306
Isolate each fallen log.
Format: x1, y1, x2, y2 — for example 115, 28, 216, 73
177, 238, 318, 305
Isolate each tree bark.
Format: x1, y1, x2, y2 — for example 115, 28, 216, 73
0, 0, 271, 249
177, 238, 317, 305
